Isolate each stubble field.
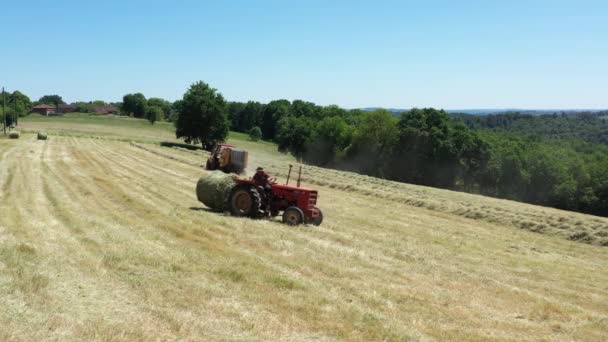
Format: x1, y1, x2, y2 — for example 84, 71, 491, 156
0, 114, 607, 341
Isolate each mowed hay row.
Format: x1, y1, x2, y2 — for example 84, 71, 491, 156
137, 140, 608, 247
268, 163, 608, 246
129, 141, 208, 167
1, 136, 608, 340
0, 138, 245, 339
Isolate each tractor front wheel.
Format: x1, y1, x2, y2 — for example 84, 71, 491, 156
282, 206, 304, 226
311, 207, 323, 226
229, 185, 262, 217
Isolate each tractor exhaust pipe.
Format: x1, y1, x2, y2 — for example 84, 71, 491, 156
286, 164, 293, 185
297, 166, 302, 188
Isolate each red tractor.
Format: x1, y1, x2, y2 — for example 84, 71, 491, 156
228, 166, 323, 226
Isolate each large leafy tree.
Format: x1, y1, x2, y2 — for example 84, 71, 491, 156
239, 101, 264, 132
320, 105, 347, 118
147, 97, 172, 121
175, 81, 228, 149
276, 116, 314, 160
227, 101, 246, 130
305, 116, 352, 166
261, 99, 290, 140
146, 106, 163, 125
344, 110, 399, 176
2, 91, 31, 117
169, 100, 183, 122
38, 95, 65, 108
291, 100, 320, 119
391, 108, 463, 187
122, 93, 147, 118
228, 101, 264, 132
450, 122, 489, 190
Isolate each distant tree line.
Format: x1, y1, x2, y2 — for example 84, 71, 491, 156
226, 99, 608, 217
453, 111, 608, 145
475, 132, 608, 216
4, 84, 607, 216
121, 93, 177, 124
0, 91, 123, 119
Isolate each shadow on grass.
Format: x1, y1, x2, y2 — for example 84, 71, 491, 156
189, 207, 215, 212
160, 141, 203, 150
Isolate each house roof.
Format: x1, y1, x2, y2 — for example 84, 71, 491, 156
32, 104, 54, 109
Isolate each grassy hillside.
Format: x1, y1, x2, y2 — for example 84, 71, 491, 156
0, 114, 607, 340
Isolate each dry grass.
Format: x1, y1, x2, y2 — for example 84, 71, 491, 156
132, 137, 608, 246
0, 120, 607, 341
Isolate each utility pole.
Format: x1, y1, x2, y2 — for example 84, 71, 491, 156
2, 87, 6, 135
13, 94, 18, 127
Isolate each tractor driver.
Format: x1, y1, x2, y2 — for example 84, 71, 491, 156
253, 167, 275, 189
253, 167, 276, 215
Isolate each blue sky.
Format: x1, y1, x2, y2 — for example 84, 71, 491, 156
1, 0, 606, 109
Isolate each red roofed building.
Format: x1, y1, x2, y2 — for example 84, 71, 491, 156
31, 104, 56, 116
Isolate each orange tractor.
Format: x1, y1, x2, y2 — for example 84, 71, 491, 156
228, 165, 323, 226
206, 143, 248, 174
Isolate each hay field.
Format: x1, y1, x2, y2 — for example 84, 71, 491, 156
0, 116, 607, 340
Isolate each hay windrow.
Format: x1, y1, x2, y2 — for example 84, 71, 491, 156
196, 171, 237, 211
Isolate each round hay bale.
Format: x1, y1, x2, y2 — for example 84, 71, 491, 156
9, 131, 20, 139
196, 171, 237, 211
37, 132, 48, 140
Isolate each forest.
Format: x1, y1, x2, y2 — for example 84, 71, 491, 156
226, 101, 608, 217
453, 111, 608, 145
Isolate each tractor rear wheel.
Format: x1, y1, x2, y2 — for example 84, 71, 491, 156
206, 158, 218, 171
229, 185, 262, 217
311, 207, 323, 226
282, 206, 304, 226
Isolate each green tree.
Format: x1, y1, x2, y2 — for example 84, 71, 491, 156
146, 106, 163, 125
276, 116, 314, 160
147, 97, 172, 121
73, 101, 92, 113
450, 122, 489, 190
1, 91, 16, 127
9, 91, 31, 117
320, 105, 347, 118
291, 100, 320, 119
344, 110, 398, 176
249, 126, 262, 141
227, 101, 246, 130
242, 101, 264, 131
38, 95, 64, 109
305, 116, 352, 166
122, 93, 147, 118
169, 100, 183, 122
230, 101, 264, 133
261, 99, 290, 140
175, 81, 228, 149
391, 108, 462, 187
